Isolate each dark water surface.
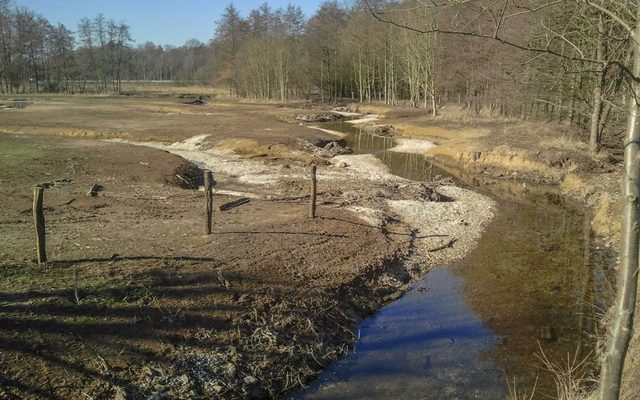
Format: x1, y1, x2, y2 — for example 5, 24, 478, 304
293, 123, 610, 399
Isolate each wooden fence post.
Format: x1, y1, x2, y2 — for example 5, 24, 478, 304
310, 165, 317, 219
204, 170, 214, 234
32, 185, 47, 264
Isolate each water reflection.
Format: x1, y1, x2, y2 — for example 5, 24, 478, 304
293, 267, 507, 400
299, 123, 607, 399
378, 151, 449, 182
341, 128, 451, 182
452, 201, 599, 397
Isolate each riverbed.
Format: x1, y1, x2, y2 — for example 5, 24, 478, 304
293, 121, 610, 399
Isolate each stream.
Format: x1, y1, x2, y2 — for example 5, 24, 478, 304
292, 122, 612, 399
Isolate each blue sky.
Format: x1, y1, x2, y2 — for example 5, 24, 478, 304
14, 0, 326, 47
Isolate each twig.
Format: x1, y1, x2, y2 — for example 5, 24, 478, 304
427, 238, 457, 252
74, 270, 81, 305
175, 174, 191, 187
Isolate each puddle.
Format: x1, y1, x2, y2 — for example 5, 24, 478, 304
0, 99, 31, 109
294, 122, 611, 399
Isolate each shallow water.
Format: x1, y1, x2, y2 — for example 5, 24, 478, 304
294, 267, 506, 400
293, 124, 610, 399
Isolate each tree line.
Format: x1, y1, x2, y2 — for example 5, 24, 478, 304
0, 0, 631, 153
210, 0, 627, 153
0, 0, 211, 94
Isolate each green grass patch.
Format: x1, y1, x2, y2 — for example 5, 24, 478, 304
0, 138, 46, 167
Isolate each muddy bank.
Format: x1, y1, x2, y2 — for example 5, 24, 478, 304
0, 130, 493, 399
328, 102, 621, 245
304, 102, 624, 398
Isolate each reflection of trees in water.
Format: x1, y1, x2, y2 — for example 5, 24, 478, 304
350, 131, 394, 152
452, 202, 601, 397
340, 124, 604, 396
344, 130, 451, 182
378, 151, 446, 182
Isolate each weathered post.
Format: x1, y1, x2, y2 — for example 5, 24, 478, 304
310, 165, 317, 218
204, 170, 214, 234
32, 185, 47, 264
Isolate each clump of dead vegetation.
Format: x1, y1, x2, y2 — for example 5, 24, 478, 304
295, 113, 344, 123
134, 289, 356, 399
170, 162, 204, 189
296, 138, 353, 159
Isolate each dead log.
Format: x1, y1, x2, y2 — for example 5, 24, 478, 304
219, 197, 250, 212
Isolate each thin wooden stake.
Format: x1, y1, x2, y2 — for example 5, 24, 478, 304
310, 165, 317, 218
32, 185, 47, 264
204, 170, 214, 234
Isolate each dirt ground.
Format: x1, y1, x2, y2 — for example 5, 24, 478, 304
0, 133, 419, 399
0, 94, 321, 147
1, 94, 499, 400
2, 91, 625, 399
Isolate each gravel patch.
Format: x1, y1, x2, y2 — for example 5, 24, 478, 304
389, 186, 496, 265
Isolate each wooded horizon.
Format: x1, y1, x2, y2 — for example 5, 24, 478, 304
0, 0, 626, 152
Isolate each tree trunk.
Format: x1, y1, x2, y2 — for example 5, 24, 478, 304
598, 6, 640, 399
590, 12, 606, 153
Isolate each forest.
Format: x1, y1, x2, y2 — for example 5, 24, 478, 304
0, 0, 627, 153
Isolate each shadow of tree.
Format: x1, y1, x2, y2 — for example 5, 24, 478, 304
0, 258, 257, 399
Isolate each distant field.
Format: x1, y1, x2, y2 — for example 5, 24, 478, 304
119, 82, 231, 98
0, 94, 321, 146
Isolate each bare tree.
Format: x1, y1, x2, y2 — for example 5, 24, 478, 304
362, 1, 640, 399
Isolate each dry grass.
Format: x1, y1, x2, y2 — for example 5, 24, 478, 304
120, 82, 230, 97
394, 122, 486, 142
537, 344, 596, 400
507, 345, 596, 400
506, 375, 538, 400
433, 104, 519, 123
541, 136, 591, 152
213, 138, 314, 163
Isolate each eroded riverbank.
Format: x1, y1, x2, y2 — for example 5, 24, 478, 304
103, 126, 498, 398
294, 121, 613, 399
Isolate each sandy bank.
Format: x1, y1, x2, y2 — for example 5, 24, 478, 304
388, 137, 436, 154
112, 134, 495, 275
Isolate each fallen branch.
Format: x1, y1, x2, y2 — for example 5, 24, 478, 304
219, 197, 250, 211
427, 238, 457, 252
175, 174, 191, 187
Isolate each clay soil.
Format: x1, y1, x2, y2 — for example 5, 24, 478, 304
0, 132, 415, 399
